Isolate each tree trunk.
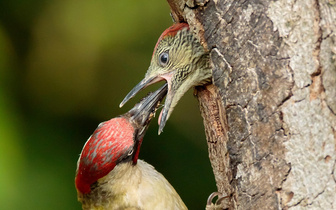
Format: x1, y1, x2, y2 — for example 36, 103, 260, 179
167, 0, 336, 209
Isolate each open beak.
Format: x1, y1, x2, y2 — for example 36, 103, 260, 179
120, 76, 164, 108
121, 72, 179, 135
157, 89, 175, 135
128, 83, 167, 137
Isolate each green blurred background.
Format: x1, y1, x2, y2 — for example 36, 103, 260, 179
0, 0, 215, 209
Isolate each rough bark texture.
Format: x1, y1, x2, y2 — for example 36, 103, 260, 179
167, 0, 336, 209
196, 84, 234, 209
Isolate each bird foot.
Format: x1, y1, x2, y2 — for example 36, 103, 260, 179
206, 192, 230, 210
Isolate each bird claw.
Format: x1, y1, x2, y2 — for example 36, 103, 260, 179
206, 192, 230, 210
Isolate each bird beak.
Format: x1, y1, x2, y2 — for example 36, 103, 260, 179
121, 71, 181, 135
157, 90, 173, 135
128, 83, 168, 136
119, 76, 164, 108
157, 84, 185, 135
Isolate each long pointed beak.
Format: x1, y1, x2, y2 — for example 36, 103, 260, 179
120, 76, 164, 108
121, 72, 177, 135
157, 76, 193, 135
128, 83, 167, 136
157, 88, 176, 135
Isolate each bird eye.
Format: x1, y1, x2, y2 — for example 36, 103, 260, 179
159, 52, 169, 66
127, 149, 134, 156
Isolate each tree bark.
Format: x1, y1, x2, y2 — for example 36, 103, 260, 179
167, 0, 336, 209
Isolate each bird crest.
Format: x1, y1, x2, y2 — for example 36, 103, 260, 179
153, 23, 189, 57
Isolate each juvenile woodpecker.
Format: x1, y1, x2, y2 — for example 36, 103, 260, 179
120, 23, 212, 134
75, 84, 187, 210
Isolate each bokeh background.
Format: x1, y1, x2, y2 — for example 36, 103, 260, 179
0, 0, 215, 209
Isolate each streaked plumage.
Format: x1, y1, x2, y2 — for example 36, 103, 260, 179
120, 23, 212, 134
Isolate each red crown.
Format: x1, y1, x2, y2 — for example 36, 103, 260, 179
153, 23, 189, 56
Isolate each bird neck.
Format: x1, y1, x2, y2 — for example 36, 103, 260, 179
78, 160, 187, 210
77, 161, 141, 209
132, 137, 143, 164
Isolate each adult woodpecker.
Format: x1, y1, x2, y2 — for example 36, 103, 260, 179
120, 23, 212, 134
75, 84, 187, 210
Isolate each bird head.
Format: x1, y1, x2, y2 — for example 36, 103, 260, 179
120, 23, 211, 134
75, 84, 167, 194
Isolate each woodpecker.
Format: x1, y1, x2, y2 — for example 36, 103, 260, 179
75, 84, 187, 210
120, 23, 212, 134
